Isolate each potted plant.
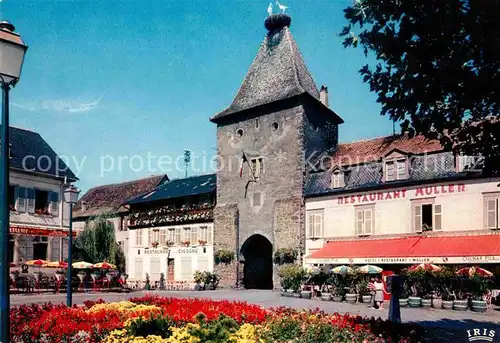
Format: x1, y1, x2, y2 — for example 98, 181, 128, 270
151, 241, 159, 248
442, 292, 454, 310
421, 294, 432, 308
470, 275, 491, 313
166, 240, 175, 247
203, 271, 220, 290
406, 270, 424, 308
144, 273, 151, 290
273, 248, 298, 265
399, 279, 410, 307
278, 265, 306, 297
198, 239, 207, 246
181, 240, 191, 247
300, 284, 312, 299
159, 273, 165, 290
193, 270, 204, 291
344, 273, 358, 304
214, 249, 234, 265
320, 284, 332, 301
453, 293, 468, 311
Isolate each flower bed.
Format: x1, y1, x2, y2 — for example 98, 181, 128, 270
10, 295, 422, 342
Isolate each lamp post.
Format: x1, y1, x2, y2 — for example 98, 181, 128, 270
0, 21, 28, 342
64, 185, 80, 307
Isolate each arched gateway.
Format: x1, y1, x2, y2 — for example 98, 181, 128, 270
240, 234, 273, 289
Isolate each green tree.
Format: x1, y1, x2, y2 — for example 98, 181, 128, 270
341, 0, 500, 172
74, 213, 118, 266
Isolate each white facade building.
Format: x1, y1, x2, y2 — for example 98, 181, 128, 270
304, 134, 500, 268
7, 126, 78, 263
127, 223, 214, 283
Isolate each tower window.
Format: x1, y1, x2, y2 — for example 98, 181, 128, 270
250, 157, 264, 179
255, 118, 259, 128
271, 122, 279, 131
236, 128, 244, 137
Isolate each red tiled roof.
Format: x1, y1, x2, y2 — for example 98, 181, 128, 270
328, 134, 443, 168
307, 235, 500, 260
73, 175, 167, 218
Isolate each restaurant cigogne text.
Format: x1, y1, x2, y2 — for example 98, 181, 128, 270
337, 183, 466, 205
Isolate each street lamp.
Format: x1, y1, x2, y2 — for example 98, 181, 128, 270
0, 21, 28, 343
64, 185, 80, 307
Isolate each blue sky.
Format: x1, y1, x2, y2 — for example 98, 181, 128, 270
1, 0, 392, 193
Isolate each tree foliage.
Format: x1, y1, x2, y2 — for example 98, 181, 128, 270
74, 214, 124, 270
341, 0, 500, 171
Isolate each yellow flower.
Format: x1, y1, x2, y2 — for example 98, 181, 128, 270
229, 324, 264, 343
102, 329, 168, 343
165, 325, 200, 343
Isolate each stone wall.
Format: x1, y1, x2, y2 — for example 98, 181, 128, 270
213, 204, 239, 288
272, 197, 304, 288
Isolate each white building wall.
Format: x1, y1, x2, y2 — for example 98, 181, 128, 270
305, 178, 500, 258
127, 222, 214, 283
9, 170, 73, 262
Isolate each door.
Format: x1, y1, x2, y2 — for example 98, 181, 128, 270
167, 258, 175, 281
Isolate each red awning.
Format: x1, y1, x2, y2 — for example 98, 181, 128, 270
306, 234, 500, 264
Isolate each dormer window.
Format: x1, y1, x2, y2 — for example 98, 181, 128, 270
456, 154, 480, 172
331, 170, 345, 188
384, 155, 408, 182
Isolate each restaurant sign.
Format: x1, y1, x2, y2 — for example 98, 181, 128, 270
305, 255, 500, 265
337, 183, 466, 205
144, 248, 170, 255
10, 226, 77, 237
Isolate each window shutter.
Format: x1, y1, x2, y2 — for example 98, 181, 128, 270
159, 229, 166, 245
486, 199, 498, 229
175, 228, 181, 245
356, 209, 364, 236
364, 209, 373, 235
180, 256, 192, 281
386, 161, 395, 181
397, 160, 406, 179
197, 255, 209, 272
314, 213, 323, 237
148, 229, 154, 245
134, 257, 143, 280
26, 188, 35, 213
434, 205, 442, 230
49, 192, 59, 216
207, 226, 213, 245
307, 214, 314, 238
16, 187, 27, 212
413, 205, 422, 232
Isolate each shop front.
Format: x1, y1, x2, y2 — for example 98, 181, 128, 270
130, 245, 214, 287
305, 234, 500, 272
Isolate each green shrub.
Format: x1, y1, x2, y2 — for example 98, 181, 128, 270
126, 315, 176, 338
214, 249, 234, 265
273, 248, 298, 265
189, 313, 239, 342
278, 265, 306, 292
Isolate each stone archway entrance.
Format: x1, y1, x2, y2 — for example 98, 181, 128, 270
241, 234, 273, 289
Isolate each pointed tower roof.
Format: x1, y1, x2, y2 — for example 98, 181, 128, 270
211, 14, 336, 123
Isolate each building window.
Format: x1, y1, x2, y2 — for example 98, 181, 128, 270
33, 236, 48, 260
252, 192, 261, 206
385, 159, 407, 181
250, 157, 264, 179
255, 118, 259, 128
272, 122, 279, 131
307, 210, 324, 238
331, 171, 344, 189
150, 257, 161, 281
27, 188, 35, 213
135, 229, 143, 246
191, 227, 198, 244
197, 255, 209, 272
175, 228, 182, 245
236, 128, 244, 137
49, 192, 59, 216
134, 257, 143, 280
199, 226, 212, 244
9, 185, 16, 210
484, 194, 500, 230
167, 228, 176, 245
355, 205, 374, 236
35, 189, 50, 214
456, 154, 479, 172
412, 200, 442, 232
159, 229, 166, 245
182, 227, 191, 243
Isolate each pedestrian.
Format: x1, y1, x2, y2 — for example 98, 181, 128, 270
374, 277, 385, 310
368, 278, 376, 308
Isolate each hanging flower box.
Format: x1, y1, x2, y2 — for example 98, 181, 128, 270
181, 240, 191, 246
198, 239, 207, 246
151, 242, 159, 248
165, 240, 175, 247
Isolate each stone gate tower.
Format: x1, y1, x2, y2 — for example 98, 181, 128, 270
210, 14, 343, 289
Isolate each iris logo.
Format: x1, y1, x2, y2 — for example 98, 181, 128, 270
467, 329, 496, 342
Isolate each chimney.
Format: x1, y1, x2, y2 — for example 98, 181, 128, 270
320, 85, 329, 107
